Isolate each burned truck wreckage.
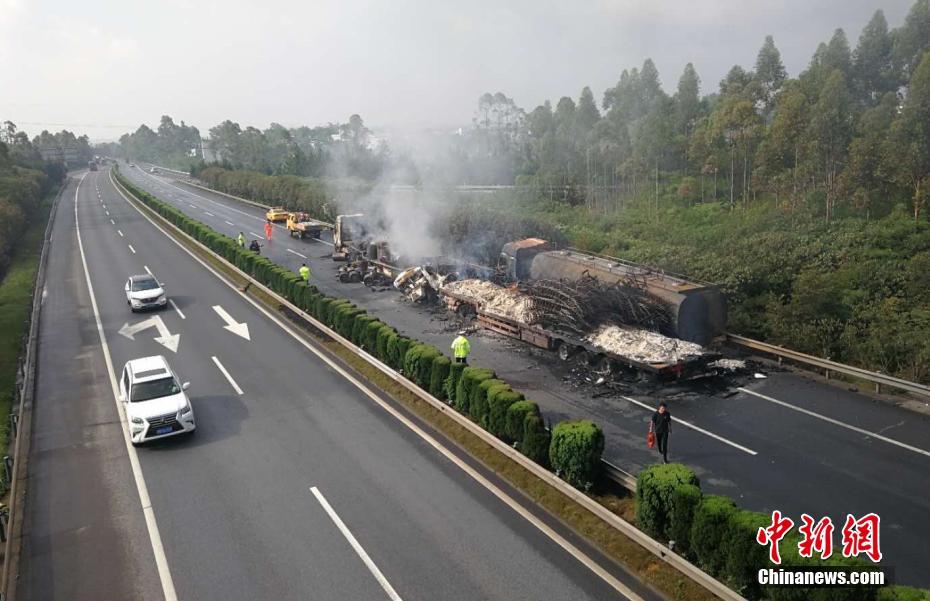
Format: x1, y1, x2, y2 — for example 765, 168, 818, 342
333, 226, 727, 380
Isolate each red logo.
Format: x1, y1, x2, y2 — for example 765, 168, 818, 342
841, 513, 882, 563
798, 514, 834, 560
757, 510, 794, 564
756, 512, 882, 564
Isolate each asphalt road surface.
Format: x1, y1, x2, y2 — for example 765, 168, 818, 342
118, 163, 930, 585
18, 170, 662, 601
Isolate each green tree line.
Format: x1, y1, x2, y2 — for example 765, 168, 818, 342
476, 0, 930, 221
0, 121, 67, 276
118, 113, 393, 181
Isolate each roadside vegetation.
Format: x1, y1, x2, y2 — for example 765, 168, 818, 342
0, 126, 66, 491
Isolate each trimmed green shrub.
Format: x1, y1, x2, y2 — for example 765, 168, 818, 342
690, 495, 737, 576
635, 463, 700, 541
505, 401, 539, 442
454, 367, 495, 414
429, 355, 451, 400
879, 586, 930, 601
487, 386, 524, 440
415, 346, 441, 388
469, 378, 505, 426
521, 414, 550, 467
723, 510, 770, 600
549, 420, 605, 489
668, 483, 702, 558
351, 313, 375, 344
376, 326, 396, 363
444, 362, 466, 401
365, 320, 385, 353
390, 336, 414, 371
403, 344, 440, 388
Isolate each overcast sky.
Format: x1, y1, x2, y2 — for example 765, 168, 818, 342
0, 0, 916, 141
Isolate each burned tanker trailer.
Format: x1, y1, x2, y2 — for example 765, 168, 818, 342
442, 238, 726, 380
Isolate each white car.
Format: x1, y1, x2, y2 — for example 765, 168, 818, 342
125, 274, 167, 311
119, 355, 195, 444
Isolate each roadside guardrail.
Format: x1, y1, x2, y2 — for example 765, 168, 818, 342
726, 333, 930, 398
113, 170, 745, 601
1, 184, 63, 600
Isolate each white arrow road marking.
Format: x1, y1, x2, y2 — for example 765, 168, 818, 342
212, 305, 250, 340
211, 356, 243, 394
118, 315, 180, 353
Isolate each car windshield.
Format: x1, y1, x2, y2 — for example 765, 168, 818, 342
130, 377, 181, 402
131, 278, 159, 292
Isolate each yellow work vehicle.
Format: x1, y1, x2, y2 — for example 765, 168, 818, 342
286, 212, 329, 239
265, 206, 289, 222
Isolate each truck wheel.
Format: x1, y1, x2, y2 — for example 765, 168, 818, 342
456, 304, 475, 319
556, 342, 577, 362
593, 356, 614, 376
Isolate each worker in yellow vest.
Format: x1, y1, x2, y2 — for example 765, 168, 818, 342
237, 232, 245, 248
451, 330, 470, 364
299, 262, 311, 283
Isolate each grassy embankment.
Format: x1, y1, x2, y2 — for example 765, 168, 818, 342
0, 194, 54, 491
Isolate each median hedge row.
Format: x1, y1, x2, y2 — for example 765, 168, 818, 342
114, 170, 604, 490
635, 463, 894, 600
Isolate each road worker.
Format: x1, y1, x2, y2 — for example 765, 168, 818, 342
237, 231, 245, 248
299, 262, 311, 283
264, 220, 273, 242
451, 330, 471, 364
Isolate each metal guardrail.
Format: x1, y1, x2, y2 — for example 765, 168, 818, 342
726, 333, 930, 398
113, 171, 745, 601
1, 183, 64, 600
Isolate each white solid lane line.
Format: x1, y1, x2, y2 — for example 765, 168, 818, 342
211, 356, 243, 395
286, 248, 308, 259
111, 171, 643, 600
168, 299, 186, 320
310, 486, 404, 601
73, 174, 179, 601
249, 231, 265, 240
118, 229, 124, 237
144, 265, 153, 276
619, 395, 758, 456
738, 387, 930, 458
128, 244, 136, 254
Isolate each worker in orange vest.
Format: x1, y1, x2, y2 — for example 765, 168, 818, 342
264, 220, 273, 242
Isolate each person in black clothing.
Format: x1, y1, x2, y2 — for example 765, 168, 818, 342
651, 402, 672, 463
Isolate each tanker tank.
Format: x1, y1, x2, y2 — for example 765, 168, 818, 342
500, 240, 726, 345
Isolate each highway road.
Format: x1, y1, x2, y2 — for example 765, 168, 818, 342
119, 164, 930, 585
18, 170, 660, 601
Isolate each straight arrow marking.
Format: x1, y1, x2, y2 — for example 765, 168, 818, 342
212, 305, 250, 341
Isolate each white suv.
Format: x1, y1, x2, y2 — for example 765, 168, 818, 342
119, 355, 195, 444
125, 274, 167, 311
